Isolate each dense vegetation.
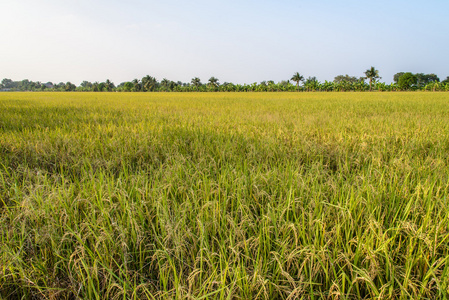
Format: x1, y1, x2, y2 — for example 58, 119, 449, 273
1, 69, 448, 92
1, 92, 449, 299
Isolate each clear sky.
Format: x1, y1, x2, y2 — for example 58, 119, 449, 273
1, 0, 448, 85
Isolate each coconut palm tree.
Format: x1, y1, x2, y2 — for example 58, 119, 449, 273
364, 67, 381, 92
142, 75, 158, 91
104, 79, 115, 91
160, 78, 171, 91
208, 77, 219, 88
191, 77, 202, 90
132, 79, 141, 92
291, 72, 304, 91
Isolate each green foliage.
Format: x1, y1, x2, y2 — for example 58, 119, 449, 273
333, 74, 359, 83
191, 77, 202, 89
142, 75, 158, 92
291, 72, 304, 90
160, 78, 177, 92
2, 71, 448, 93
80, 81, 93, 89
364, 67, 381, 91
207, 77, 219, 90
398, 72, 418, 90
104, 79, 115, 92
393, 72, 405, 83
132, 79, 141, 91
1, 78, 16, 89
123, 81, 133, 92
415, 73, 440, 87
395, 73, 440, 88
64, 82, 77, 91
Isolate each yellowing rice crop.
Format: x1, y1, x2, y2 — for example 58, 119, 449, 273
1, 92, 449, 299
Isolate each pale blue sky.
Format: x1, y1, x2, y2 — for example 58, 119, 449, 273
1, 0, 448, 85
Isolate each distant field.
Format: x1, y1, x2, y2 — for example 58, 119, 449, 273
1, 92, 449, 299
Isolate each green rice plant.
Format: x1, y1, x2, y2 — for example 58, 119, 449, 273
0, 92, 449, 299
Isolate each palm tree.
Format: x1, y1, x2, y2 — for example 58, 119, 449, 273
364, 67, 381, 91
142, 75, 158, 91
132, 79, 141, 91
191, 77, 202, 90
304, 76, 317, 92
291, 72, 304, 91
208, 77, 219, 88
160, 78, 170, 91
104, 79, 115, 91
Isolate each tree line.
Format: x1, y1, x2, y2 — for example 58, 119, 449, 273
1, 67, 448, 92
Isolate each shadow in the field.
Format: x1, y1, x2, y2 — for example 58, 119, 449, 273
0, 105, 126, 133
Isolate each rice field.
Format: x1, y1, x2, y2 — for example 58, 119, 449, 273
1, 92, 449, 299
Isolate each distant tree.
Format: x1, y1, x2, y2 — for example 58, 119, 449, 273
123, 82, 133, 92
291, 72, 304, 90
1, 78, 16, 89
160, 78, 171, 91
334, 74, 358, 83
426, 74, 440, 83
304, 77, 317, 85
31, 81, 40, 90
19, 79, 31, 91
141, 75, 158, 91
304, 77, 320, 92
80, 81, 93, 89
98, 82, 106, 92
267, 82, 277, 92
64, 82, 76, 91
208, 77, 219, 88
322, 80, 334, 92
104, 79, 115, 91
415, 73, 439, 87
1, 78, 10, 87
398, 72, 417, 90
191, 77, 202, 90
132, 79, 141, 91
43, 82, 54, 89
393, 72, 405, 83
415, 73, 426, 87
248, 82, 257, 92
91, 82, 99, 92
394, 72, 439, 88
55, 82, 65, 90
160, 78, 170, 86
364, 67, 381, 91
160, 78, 178, 91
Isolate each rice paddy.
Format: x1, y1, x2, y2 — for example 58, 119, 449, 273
1, 92, 449, 299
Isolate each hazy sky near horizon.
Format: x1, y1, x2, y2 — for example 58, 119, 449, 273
1, 0, 448, 85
